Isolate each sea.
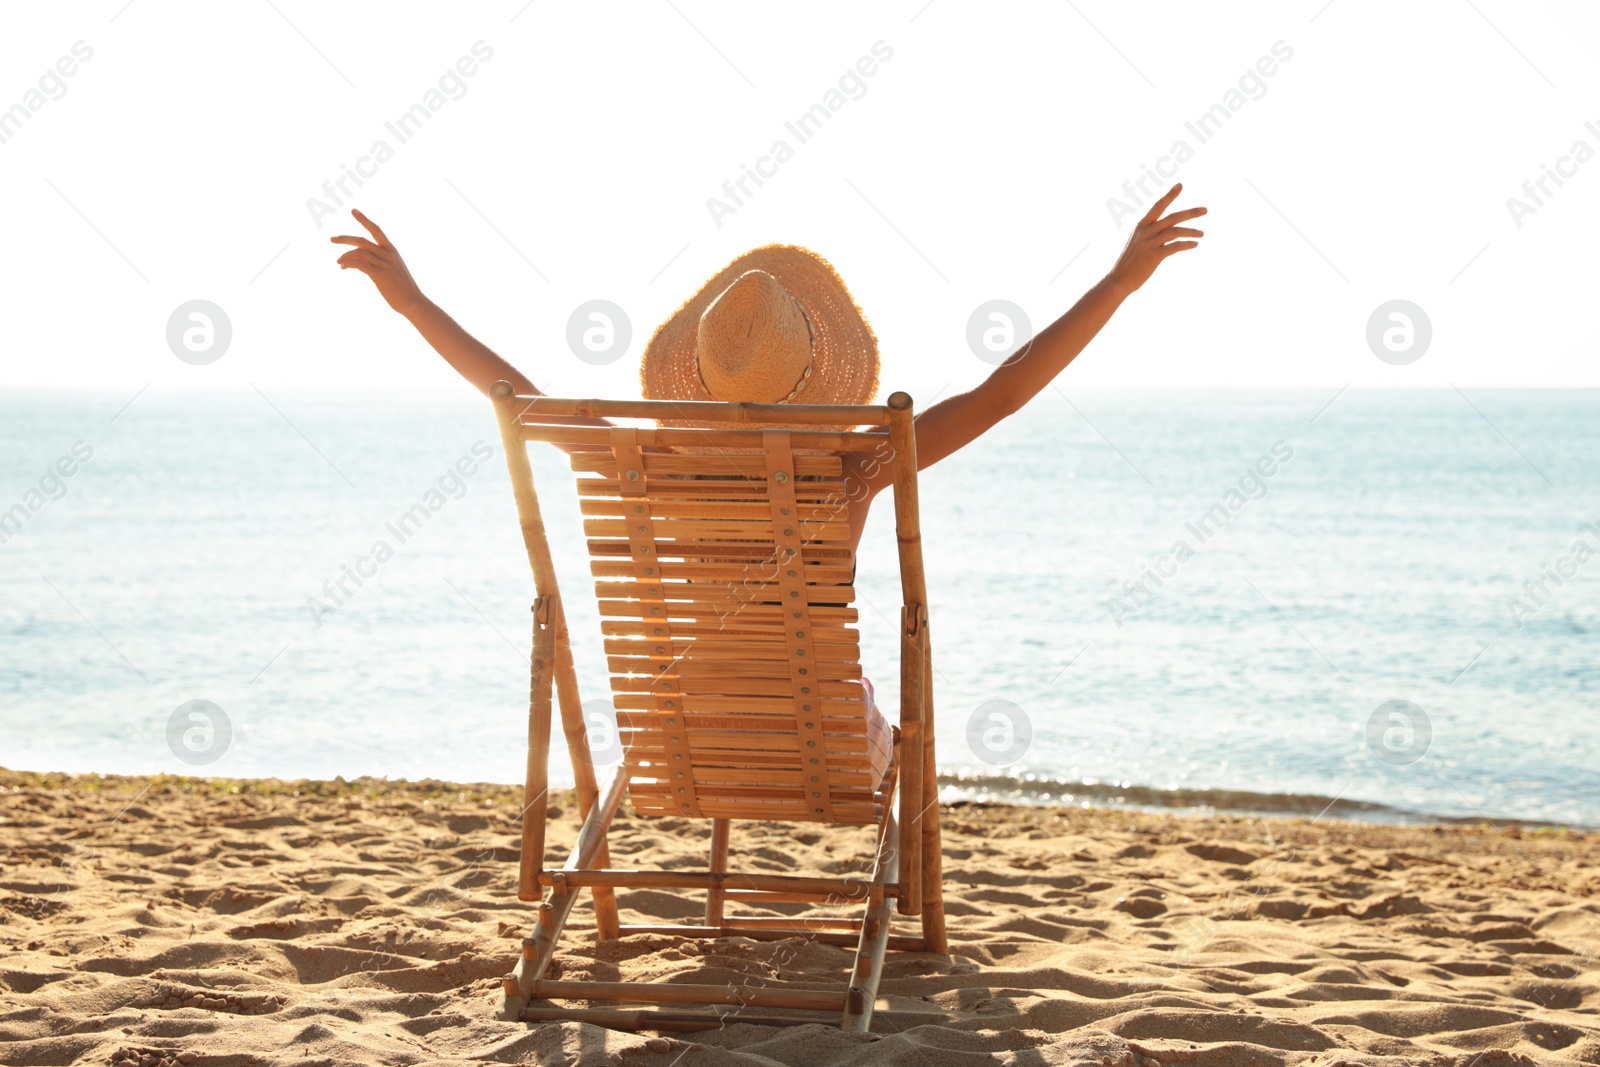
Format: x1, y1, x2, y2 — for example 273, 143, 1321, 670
2, 388, 1596, 829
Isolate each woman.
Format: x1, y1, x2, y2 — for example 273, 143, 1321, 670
330, 183, 1205, 551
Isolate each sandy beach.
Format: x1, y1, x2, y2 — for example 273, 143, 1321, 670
1, 768, 1596, 1066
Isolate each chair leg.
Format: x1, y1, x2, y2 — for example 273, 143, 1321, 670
501, 766, 629, 1021
918, 632, 948, 955
518, 601, 556, 902
896, 623, 927, 917
841, 804, 898, 1032
552, 603, 619, 939
705, 819, 730, 927
918, 805, 948, 954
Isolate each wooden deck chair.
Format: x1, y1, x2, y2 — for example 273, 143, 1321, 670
489, 382, 947, 1033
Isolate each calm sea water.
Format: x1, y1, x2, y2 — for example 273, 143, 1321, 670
2, 389, 1596, 827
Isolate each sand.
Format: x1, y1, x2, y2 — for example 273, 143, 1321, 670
1, 768, 1597, 1067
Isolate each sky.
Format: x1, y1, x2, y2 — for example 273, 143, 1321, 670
1, 0, 1597, 402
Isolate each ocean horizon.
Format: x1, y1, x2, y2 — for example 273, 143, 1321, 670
3, 387, 1596, 829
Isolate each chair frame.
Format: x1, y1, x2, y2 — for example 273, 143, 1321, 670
489, 383, 946, 1033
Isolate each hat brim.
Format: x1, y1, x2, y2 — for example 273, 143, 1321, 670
640, 245, 879, 436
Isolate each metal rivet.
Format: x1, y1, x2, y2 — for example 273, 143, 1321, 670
806, 740, 816, 748
626, 469, 641, 481
775, 471, 789, 484
784, 528, 795, 537
814, 807, 824, 814
678, 787, 687, 794
781, 507, 790, 516
674, 753, 684, 760
804, 722, 814, 730
644, 567, 655, 575
810, 776, 820, 783
811, 791, 821, 798
665, 701, 674, 708
798, 668, 808, 675
634, 505, 644, 513
654, 627, 665, 635
637, 525, 648, 534
655, 645, 666, 653
795, 630, 804, 637
793, 612, 802, 619
670, 736, 680, 743
676, 770, 685, 778
788, 570, 798, 578
803, 705, 812, 712
666, 717, 676, 725
796, 649, 806, 657
809, 758, 820, 765
789, 591, 799, 598
801, 687, 811, 694
651, 606, 662, 614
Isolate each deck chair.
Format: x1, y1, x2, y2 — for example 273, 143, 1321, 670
488, 382, 947, 1033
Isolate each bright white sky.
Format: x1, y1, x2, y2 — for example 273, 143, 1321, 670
1, 1, 1596, 400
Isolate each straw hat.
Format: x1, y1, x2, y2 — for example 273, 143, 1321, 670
640, 245, 879, 432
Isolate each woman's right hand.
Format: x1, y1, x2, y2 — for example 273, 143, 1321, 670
1104, 183, 1206, 297
331, 209, 428, 316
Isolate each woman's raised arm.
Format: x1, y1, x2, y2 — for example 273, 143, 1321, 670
331, 209, 611, 433
902, 183, 1206, 473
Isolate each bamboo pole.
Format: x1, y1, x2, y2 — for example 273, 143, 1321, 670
705, 819, 730, 927
520, 767, 629, 983
551, 599, 618, 937
617, 925, 926, 951
537, 868, 897, 898
491, 381, 564, 902
842, 805, 898, 1032
919, 631, 949, 954
519, 1006, 945, 1032
721, 916, 860, 931
488, 386, 564, 627
886, 392, 926, 916
530, 979, 846, 1012
722, 888, 867, 904
519, 1006, 841, 1032
568, 767, 631, 871
507, 395, 891, 425
520, 606, 554, 901
520, 424, 890, 453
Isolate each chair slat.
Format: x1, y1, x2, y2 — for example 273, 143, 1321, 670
595, 584, 856, 607
582, 519, 853, 542
617, 712, 871, 733
611, 682, 865, 703
591, 560, 855, 584
603, 637, 859, 658
578, 478, 851, 500
596, 601, 859, 623
615, 694, 866, 717
588, 539, 853, 561
570, 452, 844, 478
582, 499, 849, 521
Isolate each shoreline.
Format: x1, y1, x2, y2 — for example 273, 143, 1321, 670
940, 772, 1599, 833
5, 766, 1588, 835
